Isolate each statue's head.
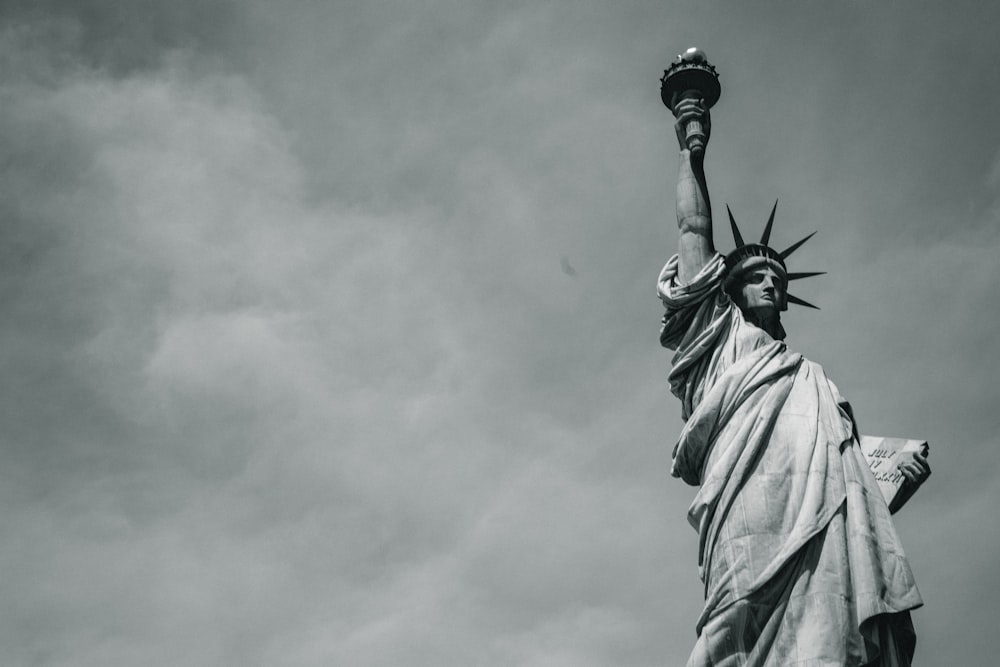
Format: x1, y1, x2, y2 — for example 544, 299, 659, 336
726, 256, 788, 314
722, 202, 822, 338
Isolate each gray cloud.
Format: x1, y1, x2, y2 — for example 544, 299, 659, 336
0, 0, 241, 75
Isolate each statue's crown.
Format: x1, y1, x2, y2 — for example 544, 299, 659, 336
723, 201, 823, 310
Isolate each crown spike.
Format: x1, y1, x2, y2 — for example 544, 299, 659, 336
760, 199, 778, 246
778, 231, 817, 260
727, 205, 746, 248
786, 293, 820, 310
787, 271, 826, 281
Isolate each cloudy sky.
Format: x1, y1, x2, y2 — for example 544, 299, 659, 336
1, 1, 998, 665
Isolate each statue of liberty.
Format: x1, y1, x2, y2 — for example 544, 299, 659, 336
658, 50, 930, 666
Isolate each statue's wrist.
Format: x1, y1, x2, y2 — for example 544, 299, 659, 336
683, 150, 704, 169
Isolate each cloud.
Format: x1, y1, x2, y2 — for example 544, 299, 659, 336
0, 0, 241, 76
0, 13, 676, 664
0, 21, 472, 664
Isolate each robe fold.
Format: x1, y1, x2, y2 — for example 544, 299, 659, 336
659, 253, 921, 667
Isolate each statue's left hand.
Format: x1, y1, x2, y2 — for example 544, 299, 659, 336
897, 449, 931, 488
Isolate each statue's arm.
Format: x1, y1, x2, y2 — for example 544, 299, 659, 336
673, 98, 716, 285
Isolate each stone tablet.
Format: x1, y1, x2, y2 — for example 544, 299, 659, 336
859, 435, 929, 513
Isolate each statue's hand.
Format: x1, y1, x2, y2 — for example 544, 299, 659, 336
897, 449, 931, 488
673, 97, 711, 153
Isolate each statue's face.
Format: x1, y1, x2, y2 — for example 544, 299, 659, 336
735, 267, 787, 314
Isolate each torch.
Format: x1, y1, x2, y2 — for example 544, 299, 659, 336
660, 48, 721, 157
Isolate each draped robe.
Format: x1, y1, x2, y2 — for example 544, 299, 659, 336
658, 254, 922, 667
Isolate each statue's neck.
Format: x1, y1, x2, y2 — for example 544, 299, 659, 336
741, 307, 786, 341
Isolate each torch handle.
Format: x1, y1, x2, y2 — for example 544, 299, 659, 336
676, 89, 706, 157
685, 119, 706, 157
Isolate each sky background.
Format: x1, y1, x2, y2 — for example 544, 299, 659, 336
1, 1, 999, 665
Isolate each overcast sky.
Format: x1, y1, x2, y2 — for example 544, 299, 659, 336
1, 1, 999, 665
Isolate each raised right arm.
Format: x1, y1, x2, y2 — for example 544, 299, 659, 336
673, 99, 715, 284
